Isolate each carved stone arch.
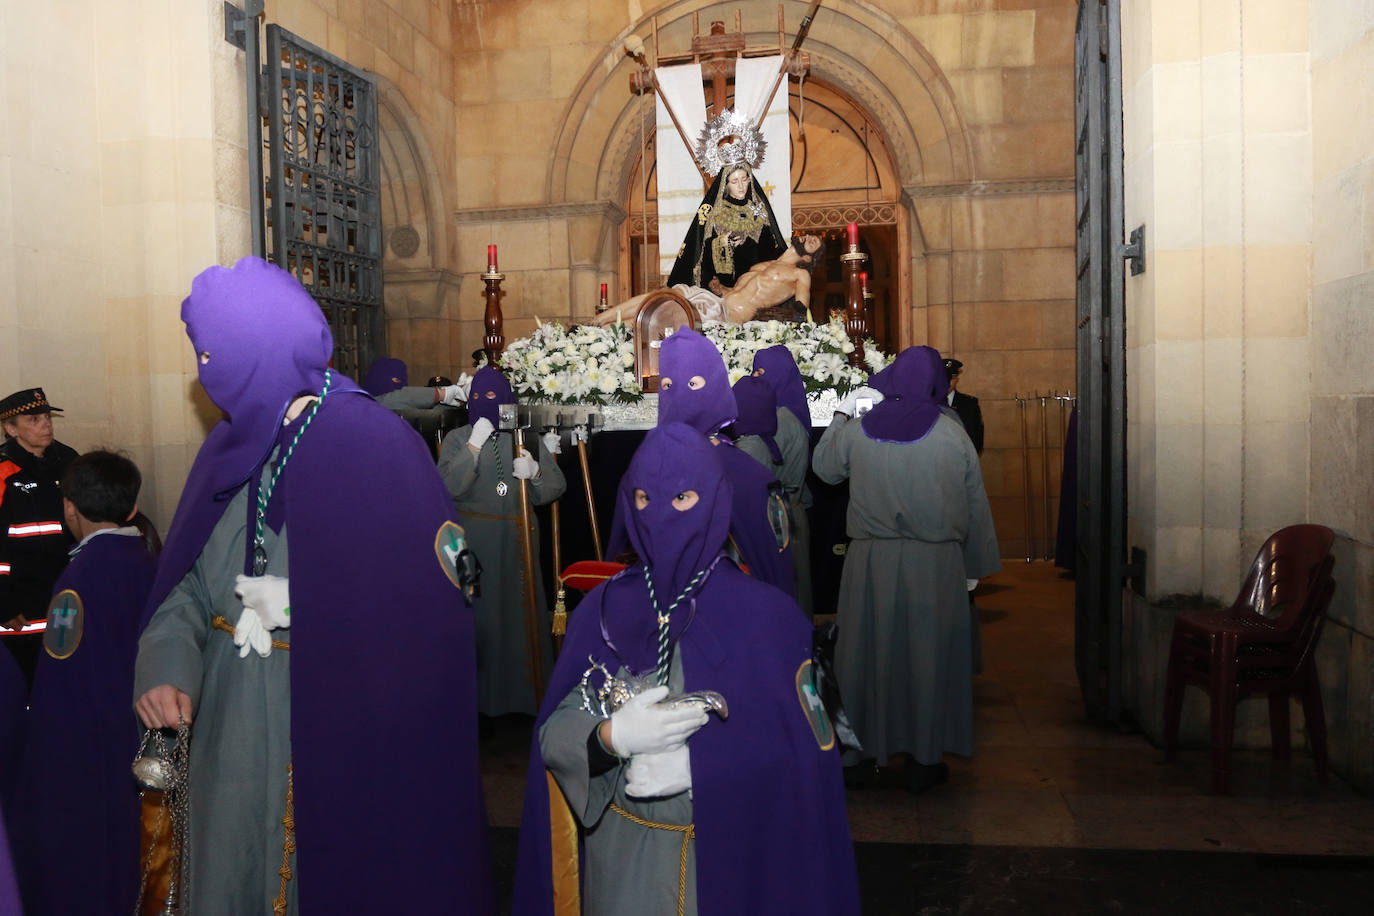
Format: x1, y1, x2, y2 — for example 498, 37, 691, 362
374, 77, 462, 377
547, 0, 974, 209
376, 79, 445, 269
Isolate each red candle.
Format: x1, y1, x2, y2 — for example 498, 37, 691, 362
860, 270, 869, 293
487, 244, 498, 272
598, 283, 609, 311
847, 221, 858, 248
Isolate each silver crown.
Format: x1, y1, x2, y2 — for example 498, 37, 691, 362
695, 109, 767, 178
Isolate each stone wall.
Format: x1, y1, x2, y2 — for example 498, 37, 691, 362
0, 0, 241, 527
1119, 0, 1372, 792
1308, 0, 1374, 791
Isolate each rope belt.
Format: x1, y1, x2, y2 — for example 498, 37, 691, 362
211, 616, 290, 651
608, 803, 694, 916
273, 763, 295, 915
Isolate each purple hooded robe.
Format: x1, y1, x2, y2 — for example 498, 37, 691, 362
134, 257, 493, 914
729, 375, 783, 466
513, 424, 859, 915
362, 357, 408, 395
11, 530, 154, 915
606, 327, 795, 596
752, 344, 812, 438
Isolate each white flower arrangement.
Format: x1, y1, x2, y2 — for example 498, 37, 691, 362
499, 317, 889, 405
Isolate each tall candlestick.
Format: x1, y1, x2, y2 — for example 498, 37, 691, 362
847, 221, 858, 249
487, 244, 499, 273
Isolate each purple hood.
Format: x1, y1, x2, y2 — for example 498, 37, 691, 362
657, 326, 737, 436
861, 345, 945, 443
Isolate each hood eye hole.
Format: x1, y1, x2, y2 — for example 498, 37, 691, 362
687, 375, 706, 390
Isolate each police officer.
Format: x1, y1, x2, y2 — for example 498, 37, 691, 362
0, 388, 78, 683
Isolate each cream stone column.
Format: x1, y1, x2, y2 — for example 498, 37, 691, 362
1121, 0, 1334, 759
1123, 0, 1313, 602
1308, 0, 1374, 791
2, 0, 242, 528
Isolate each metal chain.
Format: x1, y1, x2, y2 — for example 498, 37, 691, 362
254, 370, 333, 574
133, 719, 192, 916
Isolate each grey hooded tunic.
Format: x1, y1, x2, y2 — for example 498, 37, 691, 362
812, 412, 999, 764
438, 427, 566, 715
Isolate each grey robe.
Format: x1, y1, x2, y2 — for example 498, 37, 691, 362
374, 386, 438, 411
133, 482, 295, 916
812, 413, 999, 765
540, 651, 697, 916
438, 426, 566, 715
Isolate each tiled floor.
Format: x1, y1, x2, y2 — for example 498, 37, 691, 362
479, 562, 1374, 909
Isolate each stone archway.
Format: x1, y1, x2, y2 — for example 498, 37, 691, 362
543, 0, 971, 347
375, 79, 462, 379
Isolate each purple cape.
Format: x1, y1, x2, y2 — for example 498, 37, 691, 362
144, 257, 493, 913
731, 375, 783, 465
13, 533, 154, 915
752, 344, 812, 438
513, 426, 858, 914
0, 642, 22, 793
861, 345, 945, 443
0, 803, 18, 916
362, 357, 408, 395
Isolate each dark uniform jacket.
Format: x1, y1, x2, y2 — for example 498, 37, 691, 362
949, 391, 985, 454
0, 438, 77, 625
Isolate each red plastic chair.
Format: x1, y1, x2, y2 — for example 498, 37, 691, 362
1163, 524, 1336, 794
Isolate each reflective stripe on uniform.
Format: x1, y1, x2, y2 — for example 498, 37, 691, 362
0, 619, 47, 635
7, 521, 64, 537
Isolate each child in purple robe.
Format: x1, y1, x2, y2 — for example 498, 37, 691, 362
10, 450, 155, 915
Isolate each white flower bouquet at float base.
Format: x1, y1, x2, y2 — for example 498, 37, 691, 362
500, 316, 890, 405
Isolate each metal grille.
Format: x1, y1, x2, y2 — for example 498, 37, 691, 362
263, 25, 382, 380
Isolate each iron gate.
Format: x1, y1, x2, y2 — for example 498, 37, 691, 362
256, 24, 383, 380
1073, 0, 1127, 724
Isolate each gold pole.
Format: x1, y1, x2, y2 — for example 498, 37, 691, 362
514, 428, 545, 705
577, 430, 603, 558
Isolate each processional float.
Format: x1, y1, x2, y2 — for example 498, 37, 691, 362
473, 4, 878, 668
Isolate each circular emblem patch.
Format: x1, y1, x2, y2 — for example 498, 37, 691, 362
767, 491, 790, 552
795, 659, 835, 751
434, 521, 468, 590
44, 589, 84, 659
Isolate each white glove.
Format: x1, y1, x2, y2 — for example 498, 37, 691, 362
966, 578, 979, 592
467, 417, 495, 450
606, 685, 709, 757
232, 606, 272, 658
512, 447, 539, 480
456, 373, 473, 400
542, 430, 561, 455
573, 424, 590, 445
836, 386, 884, 417
625, 744, 693, 799
439, 384, 466, 406
232, 574, 292, 659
